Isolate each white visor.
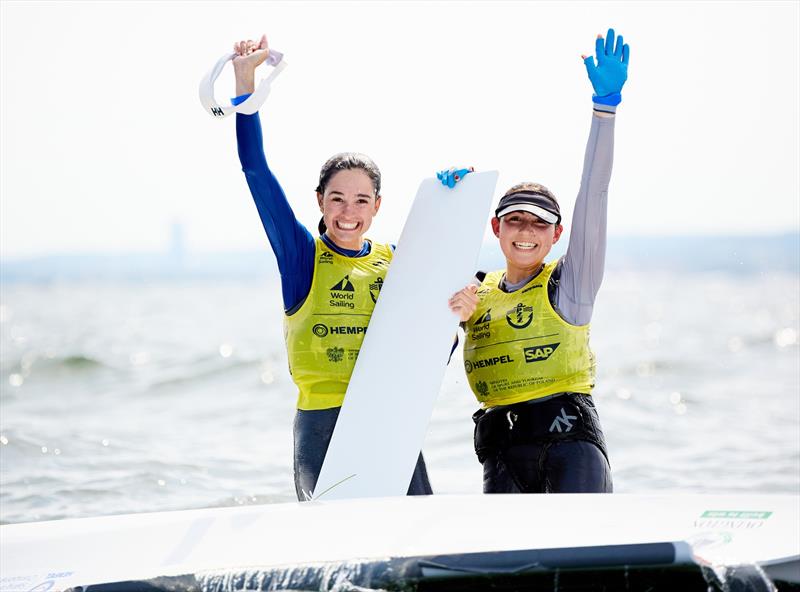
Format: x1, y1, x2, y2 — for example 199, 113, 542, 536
496, 203, 559, 224
199, 50, 287, 119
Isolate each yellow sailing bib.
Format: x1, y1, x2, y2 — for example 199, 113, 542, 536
284, 238, 393, 410
463, 261, 595, 408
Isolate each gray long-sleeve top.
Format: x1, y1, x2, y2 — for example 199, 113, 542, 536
503, 112, 615, 327
556, 112, 616, 326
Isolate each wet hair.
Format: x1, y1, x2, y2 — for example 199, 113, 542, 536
316, 152, 381, 235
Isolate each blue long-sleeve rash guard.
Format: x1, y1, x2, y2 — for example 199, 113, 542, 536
234, 97, 374, 313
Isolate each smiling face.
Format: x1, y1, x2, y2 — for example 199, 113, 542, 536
492, 210, 563, 283
317, 169, 381, 250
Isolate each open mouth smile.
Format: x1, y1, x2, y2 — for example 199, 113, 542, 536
513, 241, 538, 250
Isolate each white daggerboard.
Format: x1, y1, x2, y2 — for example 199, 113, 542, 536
1, 494, 798, 591
312, 171, 499, 500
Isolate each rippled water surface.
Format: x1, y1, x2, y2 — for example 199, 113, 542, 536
1, 271, 798, 524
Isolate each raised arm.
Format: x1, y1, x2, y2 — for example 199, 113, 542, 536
232, 35, 316, 313
556, 28, 629, 326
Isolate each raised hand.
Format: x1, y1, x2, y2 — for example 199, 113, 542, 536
232, 34, 270, 95
233, 34, 270, 71
582, 28, 629, 106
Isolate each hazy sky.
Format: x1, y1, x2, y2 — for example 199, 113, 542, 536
1, 1, 798, 258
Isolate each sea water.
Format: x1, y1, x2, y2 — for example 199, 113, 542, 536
1, 266, 798, 524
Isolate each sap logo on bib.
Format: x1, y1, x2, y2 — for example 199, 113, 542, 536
369, 277, 384, 303
524, 343, 560, 362
506, 303, 534, 329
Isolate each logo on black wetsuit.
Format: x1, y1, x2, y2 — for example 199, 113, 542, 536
549, 407, 577, 433
506, 303, 534, 329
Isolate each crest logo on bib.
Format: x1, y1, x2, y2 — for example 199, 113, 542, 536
506, 303, 533, 329
369, 277, 384, 303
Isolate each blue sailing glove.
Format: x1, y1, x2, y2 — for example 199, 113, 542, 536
583, 28, 629, 106
437, 167, 474, 188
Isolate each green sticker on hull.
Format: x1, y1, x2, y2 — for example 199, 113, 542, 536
701, 511, 772, 520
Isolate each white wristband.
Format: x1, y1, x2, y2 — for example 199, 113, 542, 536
198, 50, 287, 118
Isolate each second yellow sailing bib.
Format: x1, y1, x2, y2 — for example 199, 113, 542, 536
463, 261, 595, 408
285, 238, 393, 410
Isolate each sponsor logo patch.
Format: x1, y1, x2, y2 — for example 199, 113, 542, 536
523, 342, 560, 362
330, 275, 355, 292
695, 510, 772, 531
312, 323, 367, 338
471, 308, 492, 340
330, 274, 356, 309
506, 303, 534, 329
465, 354, 514, 374
369, 277, 384, 303
326, 347, 344, 362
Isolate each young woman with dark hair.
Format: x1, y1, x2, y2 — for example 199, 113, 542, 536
231, 35, 432, 501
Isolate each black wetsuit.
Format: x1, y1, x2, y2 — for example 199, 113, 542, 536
473, 393, 611, 493
294, 408, 432, 500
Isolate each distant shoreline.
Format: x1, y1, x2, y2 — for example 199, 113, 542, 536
1, 232, 798, 282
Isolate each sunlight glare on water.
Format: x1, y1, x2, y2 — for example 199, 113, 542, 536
0, 271, 798, 523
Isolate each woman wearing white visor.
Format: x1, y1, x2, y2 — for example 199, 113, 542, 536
448, 28, 630, 493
